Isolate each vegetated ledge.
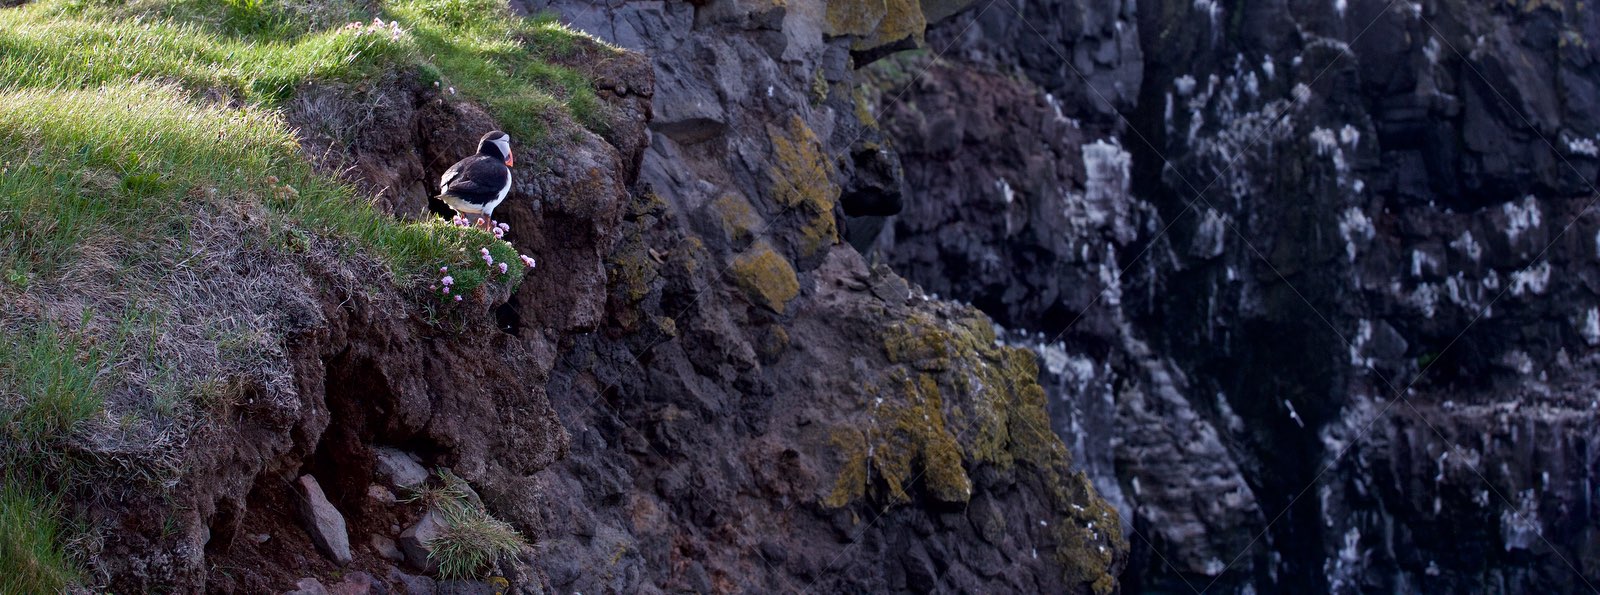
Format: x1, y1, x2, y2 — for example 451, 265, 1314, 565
0, 0, 643, 591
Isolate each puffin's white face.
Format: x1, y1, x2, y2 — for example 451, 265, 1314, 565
493, 136, 513, 166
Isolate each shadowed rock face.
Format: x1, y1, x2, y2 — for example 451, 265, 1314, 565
867, 0, 1600, 593
508, 1, 1126, 593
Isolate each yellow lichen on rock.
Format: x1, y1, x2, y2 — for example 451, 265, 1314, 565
766, 115, 839, 260
709, 192, 762, 247
901, 374, 973, 502
824, 427, 870, 507
728, 241, 801, 313
1054, 472, 1126, 595
824, 0, 929, 50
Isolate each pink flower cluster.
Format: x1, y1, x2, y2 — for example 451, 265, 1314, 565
344, 17, 405, 41
426, 218, 538, 303
431, 267, 463, 301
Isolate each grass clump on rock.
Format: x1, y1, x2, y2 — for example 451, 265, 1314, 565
412, 470, 527, 581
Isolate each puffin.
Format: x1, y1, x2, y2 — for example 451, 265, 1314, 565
437, 130, 513, 229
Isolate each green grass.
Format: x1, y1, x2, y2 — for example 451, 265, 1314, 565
411, 470, 527, 580
0, 82, 524, 296
0, 482, 80, 595
387, 0, 613, 136
0, 324, 106, 464
0, 1, 583, 587
0, 0, 612, 140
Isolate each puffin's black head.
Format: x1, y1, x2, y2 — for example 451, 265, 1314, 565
477, 130, 513, 167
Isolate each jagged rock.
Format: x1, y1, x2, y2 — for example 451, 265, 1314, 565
294, 475, 352, 566
436, 580, 501, 595
375, 448, 430, 490
398, 509, 446, 572
286, 578, 329, 595
371, 534, 404, 562
368, 484, 398, 505
388, 568, 437, 595
326, 571, 376, 595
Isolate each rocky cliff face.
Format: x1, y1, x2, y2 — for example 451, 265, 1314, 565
33, 0, 1131, 592
56, 0, 1600, 592
865, 0, 1600, 592
511, 1, 1126, 592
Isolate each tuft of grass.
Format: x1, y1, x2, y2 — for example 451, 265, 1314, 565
0, 0, 613, 140
385, 0, 615, 138
0, 3, 412, 104
410, 470, 527, 580
0, 82, 524, 294
0, 481, 80, 595
0, 325, 106, 458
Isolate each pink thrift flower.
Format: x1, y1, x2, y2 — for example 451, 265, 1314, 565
442, 286, 451, 294
493, 227, 505, 239
454, 295, 462, 301
497, 222, 510, 231
497, 262, 508, 274
519, 255, 536, 268
441, 276, 454, 286
439, 266, 448, 273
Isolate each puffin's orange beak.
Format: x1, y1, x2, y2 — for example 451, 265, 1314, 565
505, 154, 514, 167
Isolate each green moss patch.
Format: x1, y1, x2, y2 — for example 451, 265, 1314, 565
826, 304, 1126, 590
765, 115, 840, 260
728, 241, 801, 313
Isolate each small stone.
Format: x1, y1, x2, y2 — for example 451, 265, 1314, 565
294, 475, 352, 566
371, 534, 404, 562
326, 571, 376, 595
375, 447, 430, 490
367, 484, 397, 505
437, 580, 500, 595
389, 567, 436, 595
252, 533, 271, 544
286, 578, 329, 595
399, 509, 446, 572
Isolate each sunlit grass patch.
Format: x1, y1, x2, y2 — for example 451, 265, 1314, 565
386, 0, 615, 137
0, 82, 524, 290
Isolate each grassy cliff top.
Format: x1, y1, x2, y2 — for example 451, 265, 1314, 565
0, 1, 607, 589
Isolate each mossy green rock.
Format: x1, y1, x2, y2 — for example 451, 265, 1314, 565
729, 241, 801, 313
825, 0, 929, 50
765, 115, 840, 260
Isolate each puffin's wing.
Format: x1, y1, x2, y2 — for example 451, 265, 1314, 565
439, 161, 463, 194
441, 156, 508, 201
437, 156, 493, 197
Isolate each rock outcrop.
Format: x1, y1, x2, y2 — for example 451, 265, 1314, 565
512, 1, 1126, 592
865, 0, 1600, 592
